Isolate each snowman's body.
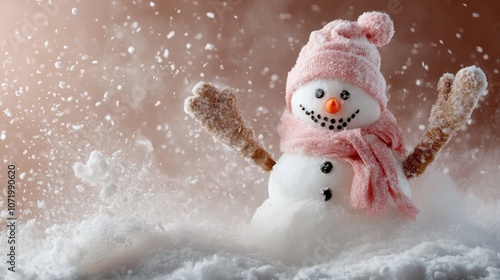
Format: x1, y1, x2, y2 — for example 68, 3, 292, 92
249, 79, 411, 263
268, 151, 410, 203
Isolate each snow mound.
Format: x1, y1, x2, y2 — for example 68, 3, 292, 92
1, 152, 498, 279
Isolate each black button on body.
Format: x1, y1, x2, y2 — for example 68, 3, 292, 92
320, 161, 333, 173
322, 188, 332, 201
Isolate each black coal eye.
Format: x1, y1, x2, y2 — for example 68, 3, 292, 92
320, 161, 333, 174
315, 88, 325, 99
340, 90, 350, 100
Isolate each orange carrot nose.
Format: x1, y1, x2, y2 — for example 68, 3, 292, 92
325, 98, 341, 114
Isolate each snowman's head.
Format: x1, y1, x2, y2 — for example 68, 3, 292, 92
285, 12, 395, 126
291, 79, 381, 130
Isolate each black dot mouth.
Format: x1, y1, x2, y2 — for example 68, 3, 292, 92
299, 104, 360, 131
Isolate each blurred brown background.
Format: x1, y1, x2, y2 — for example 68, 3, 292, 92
1, 0, 499, 224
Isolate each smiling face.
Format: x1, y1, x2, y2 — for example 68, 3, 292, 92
290, 79, 382, 130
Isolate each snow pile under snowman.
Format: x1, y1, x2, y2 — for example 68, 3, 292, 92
185, 11, 488, 264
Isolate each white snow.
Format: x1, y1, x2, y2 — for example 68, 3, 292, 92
76, 185, 85, 192
166, 31, 175, 39
2, 164, 499, 279
73, 150, 125, 200
205, 43, 216, 51
135, 137, 154, 152
311, 4, 321, 13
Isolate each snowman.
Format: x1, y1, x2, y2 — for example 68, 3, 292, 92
185, 12, 487, 264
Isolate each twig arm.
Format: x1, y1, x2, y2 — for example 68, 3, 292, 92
185, 82, 276, 172
403, 66, 487, 179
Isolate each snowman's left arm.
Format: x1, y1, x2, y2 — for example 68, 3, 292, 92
403, 66, 488, 179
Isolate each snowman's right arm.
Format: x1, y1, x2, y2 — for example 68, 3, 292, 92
184, 82, 276, 172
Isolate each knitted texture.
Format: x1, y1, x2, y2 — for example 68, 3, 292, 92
286, 11, 394, 111
278, 109, 419, 219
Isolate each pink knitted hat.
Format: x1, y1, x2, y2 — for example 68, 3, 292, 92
286, 12, 394, 111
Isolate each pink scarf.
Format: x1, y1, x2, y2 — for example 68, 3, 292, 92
278, 110, 418, 219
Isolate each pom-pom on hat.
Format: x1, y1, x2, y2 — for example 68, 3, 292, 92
286, 11, 394, 111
